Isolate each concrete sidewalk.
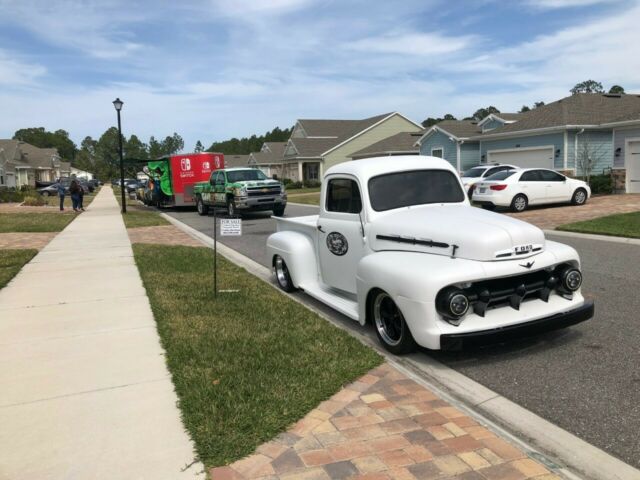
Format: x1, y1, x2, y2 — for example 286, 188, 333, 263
0, 187, 202, 479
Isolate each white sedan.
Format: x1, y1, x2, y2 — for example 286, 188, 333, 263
472, 168, 591, 212
460, 164, 519, 198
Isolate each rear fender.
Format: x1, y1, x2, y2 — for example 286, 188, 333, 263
266, 230, 318, 288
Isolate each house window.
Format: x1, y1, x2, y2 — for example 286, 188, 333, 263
431, 148, 444, 158
0, 168, 4, 185
306, 163, 319, 181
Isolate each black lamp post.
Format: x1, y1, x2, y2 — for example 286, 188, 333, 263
112, 97, 126, 213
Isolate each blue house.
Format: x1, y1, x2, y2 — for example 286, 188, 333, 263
415, 93, 640, 193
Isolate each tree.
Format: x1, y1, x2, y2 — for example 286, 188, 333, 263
194, 140, 204, 153
519, 105, 531, 113
472, 106, 500, 120
74, 136, 97, 173
609, 85, 625, 94
534, 101, 545, 109
207, 126, 293, 154
12, 127, 77, 161
576, 133, 604, 183
571, 80, 604, 95
421, 114, 457, 128
125, 135, 148, 160
95, 127, 122, 180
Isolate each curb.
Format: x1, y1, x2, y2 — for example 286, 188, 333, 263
546, 229, 640, 245
161, 212, 640, 480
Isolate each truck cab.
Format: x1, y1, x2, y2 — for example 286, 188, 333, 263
266, 156, 593, 353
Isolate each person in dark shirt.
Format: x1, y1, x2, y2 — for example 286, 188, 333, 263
56, 181, 66, 211
69, 179, 81, 212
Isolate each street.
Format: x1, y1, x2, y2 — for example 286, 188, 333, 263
166, 203, 640, 468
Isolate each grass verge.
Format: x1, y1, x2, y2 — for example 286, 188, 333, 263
289, 192, 320, 206
111, 186, 169, 228
0, 249, 38, 288
0, 213, 77, 232
557, 211, 640, 238
287, 187, 321, 195
132, 244, 381, 467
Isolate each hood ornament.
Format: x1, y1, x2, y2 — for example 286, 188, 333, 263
520, 261, 535, 269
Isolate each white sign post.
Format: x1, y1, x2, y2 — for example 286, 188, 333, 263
213, 213, 242, 298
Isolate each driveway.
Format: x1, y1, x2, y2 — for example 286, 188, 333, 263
166, 203, 640, 468
504, 193, 640, 230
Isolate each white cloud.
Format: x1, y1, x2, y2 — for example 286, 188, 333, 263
348, 32, 477, 57
208, 0, 314, 17
0, 50, 46, 86
526, 0, 621, 8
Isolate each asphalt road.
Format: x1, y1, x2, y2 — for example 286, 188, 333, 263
166, 203, 640, 468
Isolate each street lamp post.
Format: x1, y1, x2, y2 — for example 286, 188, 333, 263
112, 98, 126, 213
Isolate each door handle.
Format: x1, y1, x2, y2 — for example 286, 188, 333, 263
317, 225, 325, 233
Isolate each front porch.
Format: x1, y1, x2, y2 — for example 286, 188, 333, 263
282, 160, 323, 183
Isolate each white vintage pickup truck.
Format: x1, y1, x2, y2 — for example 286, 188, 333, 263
266, 156, 594, 353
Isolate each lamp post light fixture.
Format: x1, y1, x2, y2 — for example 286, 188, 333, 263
112, 97, 126, 213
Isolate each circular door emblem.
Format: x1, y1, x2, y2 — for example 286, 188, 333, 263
326, 232, 348, 256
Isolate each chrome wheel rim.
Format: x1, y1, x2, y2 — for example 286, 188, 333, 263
373, 293, 404, 347
575, 190, 586, 204
275, 256, 290, 289
197, 200, 203, 214
228, 201, 235, 216
514, 196, 526, 211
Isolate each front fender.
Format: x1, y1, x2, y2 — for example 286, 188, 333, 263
266, 230, 318, 288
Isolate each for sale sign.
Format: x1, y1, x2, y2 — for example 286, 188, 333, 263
220, 218, 242, 236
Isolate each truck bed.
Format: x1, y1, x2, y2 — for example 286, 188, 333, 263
274, 215, 319, 235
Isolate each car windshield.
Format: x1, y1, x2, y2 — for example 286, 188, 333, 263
227, 169, 268, 182
461, 167, 487, 178
368, 169, 465, 212
485, 170, 516, 181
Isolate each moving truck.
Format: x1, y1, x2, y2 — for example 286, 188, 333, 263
142, 152, 224, 207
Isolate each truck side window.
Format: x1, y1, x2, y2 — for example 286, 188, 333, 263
326, 178, 362, 214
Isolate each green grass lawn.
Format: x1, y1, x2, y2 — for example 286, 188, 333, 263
122, 209, 169, 228
0, 213, 77, 232
287, 186, 321, 195
133, 244, 381, 467
0, 249, 38, 289
288, 192, 320, 206
557, 211, 640, 238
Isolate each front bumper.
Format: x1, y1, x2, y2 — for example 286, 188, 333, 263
439, 300, 594, 350
236, 195, 287, 211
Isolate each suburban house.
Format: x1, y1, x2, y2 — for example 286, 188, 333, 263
224, 154, 250, 169
281, 112, 423, 182
416, 93, 640, 193
248, 142, 287, 177
349, 131, 424, 160
0, 140, 68, 188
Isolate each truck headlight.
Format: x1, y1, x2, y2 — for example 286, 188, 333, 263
436, 288, 470, 321
559, 266, 582, 292
233, 186, 247, 197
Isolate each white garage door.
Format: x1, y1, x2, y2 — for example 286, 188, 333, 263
487, 147, 554, 168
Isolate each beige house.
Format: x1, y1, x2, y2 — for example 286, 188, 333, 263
350, 131, 424, 160
0, 140, 68, 189
248, 142, 287, 177
224, 154, 251, 169
281, 112, 423, 182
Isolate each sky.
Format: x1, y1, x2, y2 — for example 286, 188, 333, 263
0, 0, 638, 152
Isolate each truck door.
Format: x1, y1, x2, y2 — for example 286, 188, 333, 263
317, 176, 366, 294
213, 171, 226, 205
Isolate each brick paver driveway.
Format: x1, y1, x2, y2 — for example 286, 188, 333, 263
504, 194, 640, 230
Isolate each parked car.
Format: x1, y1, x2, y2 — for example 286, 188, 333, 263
472, 168, 591, 212
79, 180, 94, 193
37, 183, 67, 196
460, 164, 519, 198
267, 156, 593, 353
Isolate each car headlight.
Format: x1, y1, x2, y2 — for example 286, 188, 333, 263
436, 287, 470, 321
233, 186, 247, 196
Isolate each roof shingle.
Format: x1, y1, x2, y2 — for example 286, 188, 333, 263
350, 131, 423, 158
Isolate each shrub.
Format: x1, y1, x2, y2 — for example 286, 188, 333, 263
303, 180, 321, 189
588, 174, 613, 195
287, 181, 303, 189
282, 178, 293, 186
0, 189, 25, 203
22, 195, 46, 206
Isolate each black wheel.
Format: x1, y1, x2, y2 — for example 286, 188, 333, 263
42, 191, 50, 197
273, 255, 296, 292
468, 187, 474, 199
273, 206, 285, 217
571, 188, 588, 205
226, 197, 236, 217
510, 194, 528, 212
481, 204, 496, 211
196, 196, 209, 216
370, 289, 417, 354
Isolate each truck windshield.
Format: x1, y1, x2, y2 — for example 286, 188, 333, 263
227, 170, 268, 182
368, 170, 465, 212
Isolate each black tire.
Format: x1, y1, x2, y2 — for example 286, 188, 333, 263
226, 197, 236, 217
369, 289, 417, 354
42, 191, 50, 197
273, 255, 297, 292
196, 196, 209, 216
468, 187, 474, 199
571, 188, 588, 206
481, 204, 496, 211
273, 206, 285, 217
510, 194, 528, 212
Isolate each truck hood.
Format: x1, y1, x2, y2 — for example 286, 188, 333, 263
368, 205, 545, 262
235, 179, 281, 188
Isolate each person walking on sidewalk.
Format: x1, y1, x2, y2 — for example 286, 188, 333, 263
78, 182, 85, 211
69, 179, 81, 212
56, 180, 66, 211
